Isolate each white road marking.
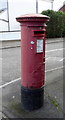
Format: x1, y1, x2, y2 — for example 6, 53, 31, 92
45, 57, 64, 62
0, 66, 65, 89
0, 47, 65, 88
0, 77, 21, 89
46, 48, 65, 53
59, 58, 65, 62
46, 57, 58, 60
45, 57, 50, 60
45, 66, 64, 73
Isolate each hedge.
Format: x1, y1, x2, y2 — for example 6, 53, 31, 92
41, 10, 65, 38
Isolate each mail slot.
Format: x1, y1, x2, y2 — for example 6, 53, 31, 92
16, 14, 49, 111
34, 30, 44, 34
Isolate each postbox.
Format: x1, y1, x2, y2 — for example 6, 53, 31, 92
16, 14, 49, 111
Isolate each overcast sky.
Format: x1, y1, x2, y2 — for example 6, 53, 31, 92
0, 0, 65, 12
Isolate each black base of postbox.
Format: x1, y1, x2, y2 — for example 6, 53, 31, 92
21, 86, 44, 111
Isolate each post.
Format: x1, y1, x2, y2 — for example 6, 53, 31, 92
51, 0, 54, 10
7, 0, 10, 31
36, 0, 38, 13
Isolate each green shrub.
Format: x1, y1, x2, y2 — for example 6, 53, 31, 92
41, 10, 65, 38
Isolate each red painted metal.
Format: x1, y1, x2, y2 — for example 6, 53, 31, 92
16, 14, 49, 88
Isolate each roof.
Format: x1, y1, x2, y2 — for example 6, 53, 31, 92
59, 2, 65, 11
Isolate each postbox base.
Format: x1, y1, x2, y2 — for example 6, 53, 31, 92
21, 86, 44, 111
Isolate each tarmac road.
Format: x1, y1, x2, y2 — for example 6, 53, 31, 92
1, 40, 63, 85
0, 39, 64, 118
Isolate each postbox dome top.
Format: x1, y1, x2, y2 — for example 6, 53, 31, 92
16, 13, 50, 23
17, 13, 49, 18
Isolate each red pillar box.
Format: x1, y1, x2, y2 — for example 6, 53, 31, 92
16, 14, 49, 111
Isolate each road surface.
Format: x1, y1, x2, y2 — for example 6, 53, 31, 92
1, 40, 64, 85
0, 39, 64, 118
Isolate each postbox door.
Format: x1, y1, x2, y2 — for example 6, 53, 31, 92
31, 35, 45, 88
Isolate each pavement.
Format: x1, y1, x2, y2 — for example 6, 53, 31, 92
0, 38, 64, 119
0, 37, 64, 49
2, 69, 63, 119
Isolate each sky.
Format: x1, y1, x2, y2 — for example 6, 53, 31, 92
0, 0, 65, 12
39, 0, 65, 12
0, 0, 65, 31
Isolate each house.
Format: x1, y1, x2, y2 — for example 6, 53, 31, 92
0, 0, 36, 32
0, 0, 36, 41
59, 1, 65, 12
